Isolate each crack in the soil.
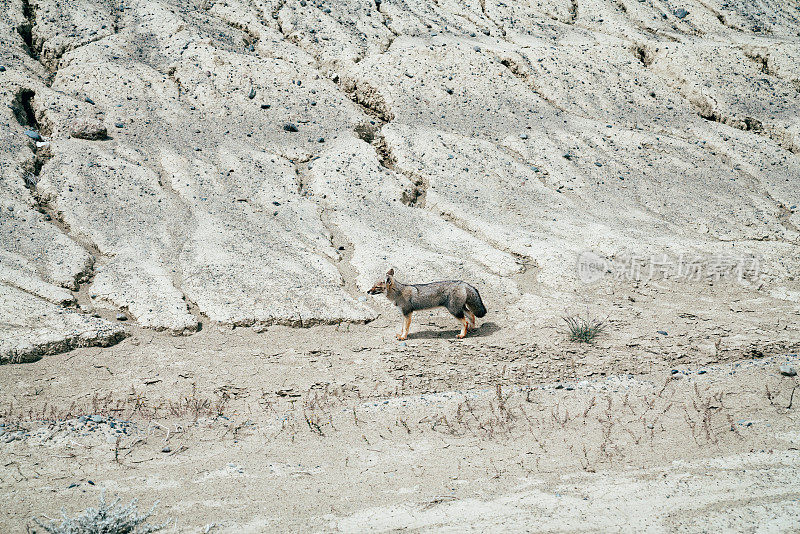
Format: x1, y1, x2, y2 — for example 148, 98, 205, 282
495, 54, 569, 114
634, 45, 800, 155
375, 0, 400, 38
567, 0, 578, 24
742, 48, 773, 76
12, 89, 98, 292
17, 0, 40, 61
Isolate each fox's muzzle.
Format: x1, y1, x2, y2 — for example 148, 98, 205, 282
367, 286, 383, 295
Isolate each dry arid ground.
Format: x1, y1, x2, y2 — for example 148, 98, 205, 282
1, 0, 800, 531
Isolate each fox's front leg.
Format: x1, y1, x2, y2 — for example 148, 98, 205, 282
466, 310, 476, 329
396, 312, 412, 341
457, 316, 469, 339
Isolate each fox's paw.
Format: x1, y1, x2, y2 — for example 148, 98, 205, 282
396, 334, 407, 341
456, 333, 466, 339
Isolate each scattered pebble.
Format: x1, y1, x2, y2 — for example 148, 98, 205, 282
70, 118, 107, 140
114, 122, 125, 128
520, 133, 528, 139
23, 130, 42, 141
671, 369, 679, 374
657, 330, 668, 335
283, 123, 299, 132
161, 446, 171, 453
674, 8, 689, 19
85, 96, 95, 104
0, 65, 6, 72
780, 364, 797, 377
116, 313, 127, 321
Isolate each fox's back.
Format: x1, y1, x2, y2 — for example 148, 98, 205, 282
408, 280, 470, 309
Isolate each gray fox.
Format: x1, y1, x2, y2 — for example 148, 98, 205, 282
367, 269, 487, 340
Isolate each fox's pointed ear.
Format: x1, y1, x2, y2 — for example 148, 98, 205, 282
386, 268, 394, 277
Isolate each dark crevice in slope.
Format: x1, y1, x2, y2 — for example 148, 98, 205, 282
742, 49, 773, 76
696, 107, 798, 154
13, 90, 99, 291
339, 77, 395, 123
17, 0, 39, 61
633, 44, 654, 67
567, 0, 578, 24
375, 0, 400, 38
11, 88, 45, 133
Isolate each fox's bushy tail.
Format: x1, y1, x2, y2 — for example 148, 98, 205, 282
466, 285, 487, 317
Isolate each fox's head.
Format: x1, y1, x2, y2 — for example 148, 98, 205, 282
367, 268, 395, 295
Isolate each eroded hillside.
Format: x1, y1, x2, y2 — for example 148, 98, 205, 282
1, 0, 799, 361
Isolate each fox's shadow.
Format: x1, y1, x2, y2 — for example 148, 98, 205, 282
406, 321, 500, 340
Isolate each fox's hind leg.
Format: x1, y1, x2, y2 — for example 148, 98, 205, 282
396, 312, 412, 341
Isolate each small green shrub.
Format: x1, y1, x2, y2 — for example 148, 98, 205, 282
563, 315, 606, 343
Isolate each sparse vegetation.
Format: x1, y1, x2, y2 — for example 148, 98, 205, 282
563, 315, 606, 343
33, 492, 170, 534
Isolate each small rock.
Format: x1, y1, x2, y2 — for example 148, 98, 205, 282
697, 369, 707, 374
780, 364, 797, 377
674, 8, 689, 19
252, 324, 268, 333
87, 480, 95, 485
317, 137, 325, 143
261, 103, 270, 109
283, 123, 299, 132
555, 384, 564, 389
85, 96, 95, 105
248, 87, 256, 99
473, 46, 481, 52
0, 66, 6, 72
647, 424, 654, 429
565, 385, 574, 391
161, 446, 171, 453
24, 130, 42, 141
671, 369, 679, 374
114, 122, 125, 128
116, 313, 127, 321
520, 133, 528, 139
657, 330, 668, 335
91, 415, 103, 423
70, 118, 107, 140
